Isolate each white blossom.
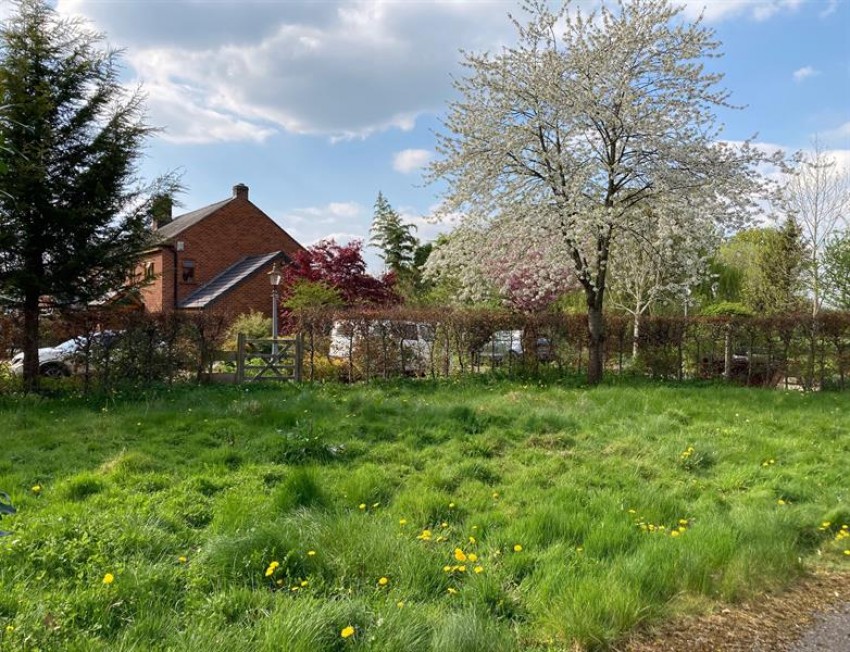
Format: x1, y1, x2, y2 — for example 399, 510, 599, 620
427, 0, 777, 382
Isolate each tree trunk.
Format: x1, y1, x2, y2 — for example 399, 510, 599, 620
586, 290, 605, 385
22, 291, 40, 392
631, 311, 641, 359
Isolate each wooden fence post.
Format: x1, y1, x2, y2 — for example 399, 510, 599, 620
295, 333, 303, 382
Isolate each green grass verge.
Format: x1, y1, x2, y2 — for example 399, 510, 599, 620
1, 377, 849, 651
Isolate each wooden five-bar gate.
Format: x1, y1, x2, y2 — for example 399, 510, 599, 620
235, 333, 303, 382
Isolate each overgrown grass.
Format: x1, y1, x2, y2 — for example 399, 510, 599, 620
1, 377, 849, 651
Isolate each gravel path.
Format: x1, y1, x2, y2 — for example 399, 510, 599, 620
619, 572, 850, 652
786, 602, 850, 652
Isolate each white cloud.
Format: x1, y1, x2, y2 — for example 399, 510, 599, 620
56, 0, 514, 143
681, 0, 805, 22
328, 202, 362, 218
393, 149, 433, 174
792, 66, 820, 82
822, 121, 850, 143
819, 0, 839, 16
277, 202, 369, 252
144, 83, 275, 144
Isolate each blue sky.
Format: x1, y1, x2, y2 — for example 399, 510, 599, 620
23, 0, 850, 269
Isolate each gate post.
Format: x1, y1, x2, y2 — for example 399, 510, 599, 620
236, 332, 246, 383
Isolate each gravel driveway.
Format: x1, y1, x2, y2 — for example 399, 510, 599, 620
787, 602, 850, 652
620, 573, 850, 652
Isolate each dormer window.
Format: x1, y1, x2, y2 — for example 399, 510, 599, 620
182, 260, 196, 283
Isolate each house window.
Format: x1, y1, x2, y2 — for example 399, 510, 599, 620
144, 261, 155, 281
182, 260, 196, 283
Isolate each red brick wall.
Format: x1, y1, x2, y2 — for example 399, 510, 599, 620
137, 192, 303, 316
136, 250, 171, 312
206, 267, 280, 318
172, 196, 302, 307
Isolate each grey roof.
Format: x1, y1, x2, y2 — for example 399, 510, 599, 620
156, 197, 234, 239
179, 251, 285, 309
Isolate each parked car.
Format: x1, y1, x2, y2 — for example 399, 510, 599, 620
475, 330, 552, 364
9, 331, 121, 378
329, 320, 436, 374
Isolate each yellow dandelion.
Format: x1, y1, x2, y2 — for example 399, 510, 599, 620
300, 580, 309, 587
474, 565, 484, 574
417, 529, 432, 541
399, 519, 407, 526
513, 544, 523, 553
458, 565, 466, 572
468, 536, 476, 544
307, 550, 317, 557
678, 519, 689, 526
102, 573, 114, 585
397, 600, 405, 608
576, 547, 584, 553
443, 565, 452, 573
359, 503, 366, 510
492, 492, 500, 499
441, 522, 448, 528
447, 587, 458, 595
777, 499, 786, 505
454, 548, 467, 562
5, 625, 15, 633
31, 484, 42, 493
341, 625, 355, 638
178, 556, 187, 564
468, 553, 478, 562
378, 576, 389, 586
843, 550, 850, 556
448, 502, 455, 509
670, 530, 680, 538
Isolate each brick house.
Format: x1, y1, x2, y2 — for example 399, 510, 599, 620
135, 183, 304, 317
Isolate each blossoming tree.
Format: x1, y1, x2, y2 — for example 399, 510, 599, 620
428, 0, 773, 383
607, 207, 716, 356
426, 214, 577, 313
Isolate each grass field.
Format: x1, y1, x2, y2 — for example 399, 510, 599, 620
1, 377, 848, 651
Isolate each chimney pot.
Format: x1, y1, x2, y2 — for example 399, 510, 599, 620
233, 183, 249, 199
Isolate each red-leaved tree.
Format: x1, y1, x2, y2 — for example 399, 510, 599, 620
282, 239, 400, 308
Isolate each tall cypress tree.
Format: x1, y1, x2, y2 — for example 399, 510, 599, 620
0, 0, 177, 390
369, 191, 418, 275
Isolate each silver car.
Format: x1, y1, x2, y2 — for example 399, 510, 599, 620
9, 332, 120, 378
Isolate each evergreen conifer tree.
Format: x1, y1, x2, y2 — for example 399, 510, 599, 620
0, 0, 177, 389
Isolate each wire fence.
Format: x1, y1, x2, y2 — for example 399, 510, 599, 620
292, 307, 850, 390
2, 307, 849, 392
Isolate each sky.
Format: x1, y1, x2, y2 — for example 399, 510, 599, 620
5, 0, 849, 270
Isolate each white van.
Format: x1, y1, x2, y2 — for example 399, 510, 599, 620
329, 320, 436, 374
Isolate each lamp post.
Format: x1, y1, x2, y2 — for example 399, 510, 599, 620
268, 262, 282, 359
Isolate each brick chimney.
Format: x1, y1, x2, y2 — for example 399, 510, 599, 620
233, 183, 249, 200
